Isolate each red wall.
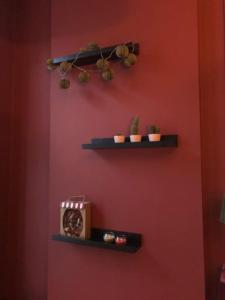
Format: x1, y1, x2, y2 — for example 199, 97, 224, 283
198, 0, 225, 299
4, 1, 51, 299
48, 1, 205, 300
2, 1, 224, 299
0, 1, 13, 298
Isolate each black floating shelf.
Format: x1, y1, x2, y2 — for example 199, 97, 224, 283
52, 228, 141, 253
52, 42, 139, 67
82, 135, 178, 149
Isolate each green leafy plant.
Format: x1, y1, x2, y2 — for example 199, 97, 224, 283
130, 117, 140, 135
148, 125, 160, 134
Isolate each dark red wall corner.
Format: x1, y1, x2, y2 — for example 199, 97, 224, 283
0, 0, 14, 298
198, 0, 225, 299
4, 0, 51, 299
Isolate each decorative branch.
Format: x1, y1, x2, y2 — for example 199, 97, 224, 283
47, 42, 139, 89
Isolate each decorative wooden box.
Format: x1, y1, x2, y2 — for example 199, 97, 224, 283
60, 195, 91, 240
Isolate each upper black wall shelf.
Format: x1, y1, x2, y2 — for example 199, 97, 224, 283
82, 135, 178, 149
52, 42, 139, 67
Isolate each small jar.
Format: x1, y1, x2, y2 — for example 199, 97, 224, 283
103, 232, 115, 243
115, 235, 127, 245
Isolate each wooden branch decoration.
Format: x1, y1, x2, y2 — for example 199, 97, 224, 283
46, 41, 140, 88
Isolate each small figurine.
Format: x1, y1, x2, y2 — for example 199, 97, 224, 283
115, 235, 127, 245
103, 232, 115, 243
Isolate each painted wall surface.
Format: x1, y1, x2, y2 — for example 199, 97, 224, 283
0, 1, 13, 298
3, 0, 225, 299
48, 1, 205, 300
198, 0, 225, 299
5, 1, 50, 299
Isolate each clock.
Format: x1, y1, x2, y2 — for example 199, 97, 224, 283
60, 195, 91, 240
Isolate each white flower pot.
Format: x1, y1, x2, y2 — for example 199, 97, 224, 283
130, 135, 142, 142
148, 134, 161, 142
114, 135, 125, 143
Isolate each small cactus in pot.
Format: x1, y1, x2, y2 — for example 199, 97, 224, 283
114, 133, 125, 144
130, 117, 142, 142
148, 125, 161, 142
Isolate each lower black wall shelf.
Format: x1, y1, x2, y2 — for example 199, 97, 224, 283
82, 135, 178, 149
52, 228, 142, 253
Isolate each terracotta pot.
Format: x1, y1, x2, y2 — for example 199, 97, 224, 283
148, 134, 161, 142
130, 135, 142, 142
114, 135, 125, 143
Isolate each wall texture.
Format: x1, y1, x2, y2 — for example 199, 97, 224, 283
198, 0, 225, 299
1, 0, 225, 299
48, 1, 205, 300
5, 1, 51, 299
0, 1, 13, 298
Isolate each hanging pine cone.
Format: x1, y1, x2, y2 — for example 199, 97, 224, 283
101, 69, 114, 81
46, 59, 57, 70
59, 61, 72, 74
86, 43, 99, 51
122, 53, 137, 68
79, 47, 88, 52
115, 45, 129, 58
78, 71, 91, 83
96, 58, 110, 71
59, 79, 70, 89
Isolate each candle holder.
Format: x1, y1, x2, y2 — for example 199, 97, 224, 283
103, 232, 115, 243
115, 235, 127, 245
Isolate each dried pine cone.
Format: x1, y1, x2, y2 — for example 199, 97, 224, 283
78, 71, 91, 83
79, 47, 88, 52
86, 43, 99, 51
59, 79, 70, 89
122, 53, 137, 67
46, 58, 57, 70
59, 61, 72, 74
115, 45, 129, 58
101, 69, 114, 81
96, 58, 110, 71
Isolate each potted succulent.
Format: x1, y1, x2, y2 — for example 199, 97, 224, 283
114, 133, 125, 143
130, 117, 142, 142
148, 125, 161, 142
